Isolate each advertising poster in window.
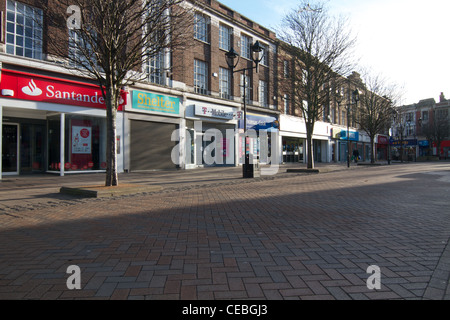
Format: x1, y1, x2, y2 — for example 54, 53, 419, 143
70, 120, 93, 170
72, 126, 92, 154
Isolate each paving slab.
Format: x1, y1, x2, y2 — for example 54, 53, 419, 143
1, 162, 450, 302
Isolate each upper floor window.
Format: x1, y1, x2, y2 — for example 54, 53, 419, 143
68, 29, 97, 69
145, 51, 165, 85
194, 13, 209, 43
6, 0, 43, 60
283, 60, 290, 78
194, 59, 208, 95
330, 107, 336, 124
259, 80, 268, 108
437, 108, 449, 120
240, 34, 251, 60
405, 112, 414, 122
219, 67, 231, 100
260, 43, 269, 66
219, 24, 232, 51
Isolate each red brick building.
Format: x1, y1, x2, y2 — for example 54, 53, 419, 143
1, 0, 284, 177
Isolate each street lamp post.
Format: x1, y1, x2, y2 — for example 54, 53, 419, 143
335, 90, 343, 164
418, 117, 423, 158
225, 41, 264, 178
393, 111, 399, 161
388, 109, 396, 165
346, 89, 359, 168
407, 118, 412, 162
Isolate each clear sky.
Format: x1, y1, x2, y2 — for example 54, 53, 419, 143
219, 0, 450, 105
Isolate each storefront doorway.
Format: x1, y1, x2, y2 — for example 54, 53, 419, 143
20, 123, 45, 173
2, 124, 19, 174
2, 122, 45, 174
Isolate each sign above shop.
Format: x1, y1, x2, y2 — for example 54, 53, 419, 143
0, 69, 127, 110
339, 130, 359, 141
194, 104, 242, 120
240, 113, 279, 131
132, 90, 180, 116
392, 139, 417, 147
377, 135, 389, 144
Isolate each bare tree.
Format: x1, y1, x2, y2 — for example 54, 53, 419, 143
40, 0, 195, 186
277, 0, 356, 169
392, 105, 410, 162
354, 72, 401, 163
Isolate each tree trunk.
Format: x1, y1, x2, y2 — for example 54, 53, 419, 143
105, 86, 119, 187
306, 125, 314, 169
370, 138, 376, 164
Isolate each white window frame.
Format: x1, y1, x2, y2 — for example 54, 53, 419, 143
283, 60, 290, 78
219, 24, 232, 51
259, 80, 268, 108
284, 94, 290, 114
240, 34, 251, 60
194, 59, 208, 95
194, 13, 209, 43
219, 67, 231, 100
145, 51, 165, 85
260, 43, 269, 67
6, 0, 43, 60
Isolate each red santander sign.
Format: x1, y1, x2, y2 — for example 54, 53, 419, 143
0, 69, 126, 110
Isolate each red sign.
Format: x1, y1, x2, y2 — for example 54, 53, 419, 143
80, 128, 90, 139
0, 69, 126, 110
378, 135, 389, 144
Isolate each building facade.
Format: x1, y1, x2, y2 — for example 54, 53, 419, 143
1, 0, 386, 179
396, 93, 450, 161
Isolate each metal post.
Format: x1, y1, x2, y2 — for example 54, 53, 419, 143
60, 113, 65, 177
242, 68, 250, 178
0, 106, 2, 180
347, 106, 350, 168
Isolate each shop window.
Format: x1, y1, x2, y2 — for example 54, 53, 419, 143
47, 115, 107, 172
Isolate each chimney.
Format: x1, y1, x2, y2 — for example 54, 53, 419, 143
439, 92, 446, 102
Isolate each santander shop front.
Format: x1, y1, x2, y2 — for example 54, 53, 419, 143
0, 68, 126, 178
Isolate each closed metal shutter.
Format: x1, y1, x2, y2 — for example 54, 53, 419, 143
130, 120, 178, 170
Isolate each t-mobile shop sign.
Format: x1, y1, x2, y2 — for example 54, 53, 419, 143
0, 69, 127, 110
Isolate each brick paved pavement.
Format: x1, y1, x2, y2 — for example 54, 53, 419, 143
0, 162, 450, 301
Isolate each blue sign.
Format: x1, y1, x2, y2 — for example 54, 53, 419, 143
240, 113, 278, 131
340, 130, 359, 141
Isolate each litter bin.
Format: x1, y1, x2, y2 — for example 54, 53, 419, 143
243, 154, 260, 178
